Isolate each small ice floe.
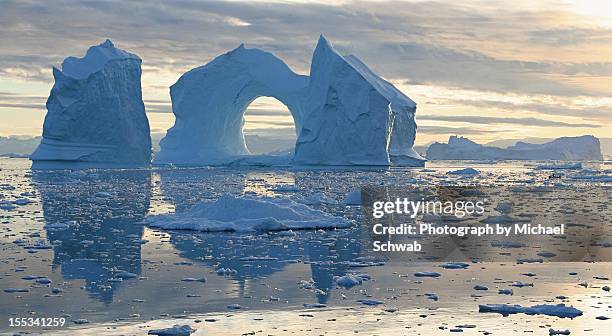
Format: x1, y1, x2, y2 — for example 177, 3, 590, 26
449, 328, 463, 332
440, 262, 470, 269
510, 282, 533, 288
569, 174, 612, 182
4, 288, 29, 293
115, 271, 138, 279
227, 304, 242, 309
482, 215, 522, 224
342, 189, 361, 205
473, 285, 488, 291
596, 316, 609, 320
578, 282, 588, 288
425, 293, 439, 301
593, 276, 609, 280
73, 319, 89, 324
148, 324, 195, 336
548, 329, 571, 335
35, 277, 52, 285
239, 256, 278, 262
13, 198, 32, 205
51, 287, 63, 294
498, 289, 513, 295
334, 274, 370, 288
517, 258, 543, 264
144, 194, 352, 232
521, 272, 537, 277
270, 184, 300, 192
181, 277, 207, 283
303, 303, 326, 308
414, 271, 441, 278
299, 193, 338, 206
535, 162, 582, 170
447, 168, 479, 175
216, 268, 237, 276
21, 275, 45, 280
602, 286, 610, 292
537, 251, 557, 258
478, 303, 583, 318
495, 202, 513, 213
357, 299, 384, 306
44, 222, 71, 231
94, 192, 113, 198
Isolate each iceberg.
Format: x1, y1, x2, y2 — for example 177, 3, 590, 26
156, 35, 424, 166
30, 40, 151, 168
294, 36, 423, 166
427, 135, 602, 161
155, 44, 308, 165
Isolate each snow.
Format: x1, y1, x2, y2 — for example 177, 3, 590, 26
479, 303, 583, 318
144, 194, 353, 232
427, 135, 602, 161
30, 40, 151, 168
294, 35, 423, 166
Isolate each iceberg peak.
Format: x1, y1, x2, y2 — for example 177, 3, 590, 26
60, 39, 140, 80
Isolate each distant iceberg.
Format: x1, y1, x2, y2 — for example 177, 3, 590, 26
426, 135, 602, 161
30, 40, 151, 168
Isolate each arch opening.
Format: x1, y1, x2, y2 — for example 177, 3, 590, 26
243, 96, 297, 155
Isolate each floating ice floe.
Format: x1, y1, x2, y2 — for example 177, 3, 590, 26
440, 262, 470, 269
414, 271, 441, 278
447, 168, 479, 175
535, 162, 582, 170
479, 303, 583, 318
342, 189, 361, 205
548, 329, 571, 335
144, 194, 352, 232
334, 273, 370, 288
148, 324, 195, 336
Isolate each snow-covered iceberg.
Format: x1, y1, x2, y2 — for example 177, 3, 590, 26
426, 135, 602, 161
155, 45, 308, 165
156, 35, 423, 167
293, 36, 423, 166
31, 40, 151, 168
144, 194, 352, 232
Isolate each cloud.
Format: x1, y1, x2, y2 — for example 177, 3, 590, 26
417, 125, 498, 135
418, 115, 600, 128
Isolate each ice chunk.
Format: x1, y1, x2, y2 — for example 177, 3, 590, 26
144, 194, 352, 232
148, 324, 195, 336
479, 303, 583, 318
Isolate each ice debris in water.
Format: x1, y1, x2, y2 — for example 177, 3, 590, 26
447, 168, 479, 175
414, 271, 441, 278
440, 262, 470, 269
479, 304, 583, 318
144, 194, 352, 232
148, 324, 195, 336
342, 189, 361, 205
334, 273, 370, 288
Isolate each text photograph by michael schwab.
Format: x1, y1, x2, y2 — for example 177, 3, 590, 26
0, 1, 611, 335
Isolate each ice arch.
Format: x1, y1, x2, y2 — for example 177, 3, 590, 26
155, 45, 308, 165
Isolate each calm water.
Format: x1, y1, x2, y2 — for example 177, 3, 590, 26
0, 158, 610, 335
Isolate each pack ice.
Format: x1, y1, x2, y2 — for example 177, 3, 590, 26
30, 40, 151, 168
156, 35, 424, 166
427, 135, 602, 161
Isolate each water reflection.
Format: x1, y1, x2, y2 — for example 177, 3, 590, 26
32, 169, 151, 303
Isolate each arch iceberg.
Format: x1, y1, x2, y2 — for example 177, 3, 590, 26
157, 35, 424, 166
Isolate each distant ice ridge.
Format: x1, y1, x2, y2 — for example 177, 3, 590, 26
30, 40, 151, 168
144, 194, 353, 232
156, 35, 424, 167
427, 135, 602, 161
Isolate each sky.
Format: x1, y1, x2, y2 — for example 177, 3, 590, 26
0, 0, 611, 145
